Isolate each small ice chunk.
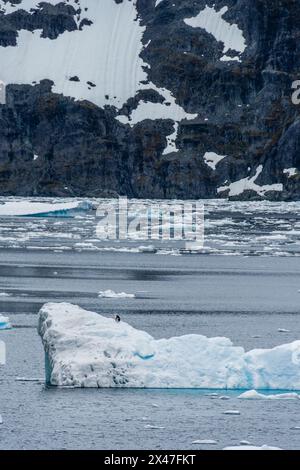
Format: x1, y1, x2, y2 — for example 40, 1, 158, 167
138, 245, 158, 254
278, 328, 290, 333
223, 445, 281, 450
192, 439, 217, 445
223, 410, 240, 415
98, 290, 135, 299
144, 424, 165, 430
15, 377, 45, 383
0, 314, 11, 330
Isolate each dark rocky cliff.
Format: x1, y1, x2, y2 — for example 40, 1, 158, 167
0, 0, 299, 199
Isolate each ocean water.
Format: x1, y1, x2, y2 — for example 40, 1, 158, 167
0, 199, 300, 449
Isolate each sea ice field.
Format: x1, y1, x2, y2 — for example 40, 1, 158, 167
0, 198, 300, 449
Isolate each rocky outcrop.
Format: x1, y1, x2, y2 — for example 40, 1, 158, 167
0, 0, 299, 199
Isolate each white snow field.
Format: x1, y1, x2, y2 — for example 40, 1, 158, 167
0, 200, 92, 217
0, 0, 196, 154
38, 302, 300, 389
0, 314, 11, 330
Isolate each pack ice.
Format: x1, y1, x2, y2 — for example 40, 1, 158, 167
38, 303, 300, 389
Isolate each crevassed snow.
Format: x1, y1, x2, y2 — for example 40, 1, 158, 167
238, 390, 300, 400
0, 200, 92, 217
218, 165, 283, 197
0, 314, 11, 330
38, 302, 300, 389
184, 6, 247, 61
98, 290, 135, 299
203, 152, 226, 170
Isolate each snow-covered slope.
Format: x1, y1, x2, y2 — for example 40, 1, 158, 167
0, 0, 196, 154
0, 0, 144, 109
38, 303, 300, 389
0, 0, 298, 199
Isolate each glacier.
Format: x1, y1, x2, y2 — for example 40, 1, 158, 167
0, 200, 92, 217
0, 314, 11, 330
38, 303, 300, 389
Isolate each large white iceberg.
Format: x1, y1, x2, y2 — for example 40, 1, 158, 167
0, 200, 92, 217
38, 303, 300, 389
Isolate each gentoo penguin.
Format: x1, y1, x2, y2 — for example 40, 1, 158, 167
115, 315, 121, 323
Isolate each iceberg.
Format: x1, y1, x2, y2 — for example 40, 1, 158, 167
98, 290, 135, 299
38, 303, 300, 389
238, 390, 300, 400
0, 200, 92, 218
0, 314, 11, 330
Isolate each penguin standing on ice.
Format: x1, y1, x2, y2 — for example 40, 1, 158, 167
115, 315, 121, 323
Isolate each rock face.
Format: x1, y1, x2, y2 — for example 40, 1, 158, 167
0, 0, 299, 199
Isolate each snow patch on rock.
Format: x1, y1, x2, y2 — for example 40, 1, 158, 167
218, 165, 283, 197
184, 6, 247, 62
204, 152, 226, 170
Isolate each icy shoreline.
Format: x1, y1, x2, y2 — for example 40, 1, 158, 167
38, 303, 300, 389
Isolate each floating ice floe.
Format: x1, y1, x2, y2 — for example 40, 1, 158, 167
223, 445, 281, 451
0, 314, 11, 330
38, 303, 300, 389
238, 390, 300, 400
98, 290, 135, 299
138, 245, 158, 254
223, 410, 240, 415
144, 424, 165, 430
0, 200, 92, 218
192, 440, 217, 445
